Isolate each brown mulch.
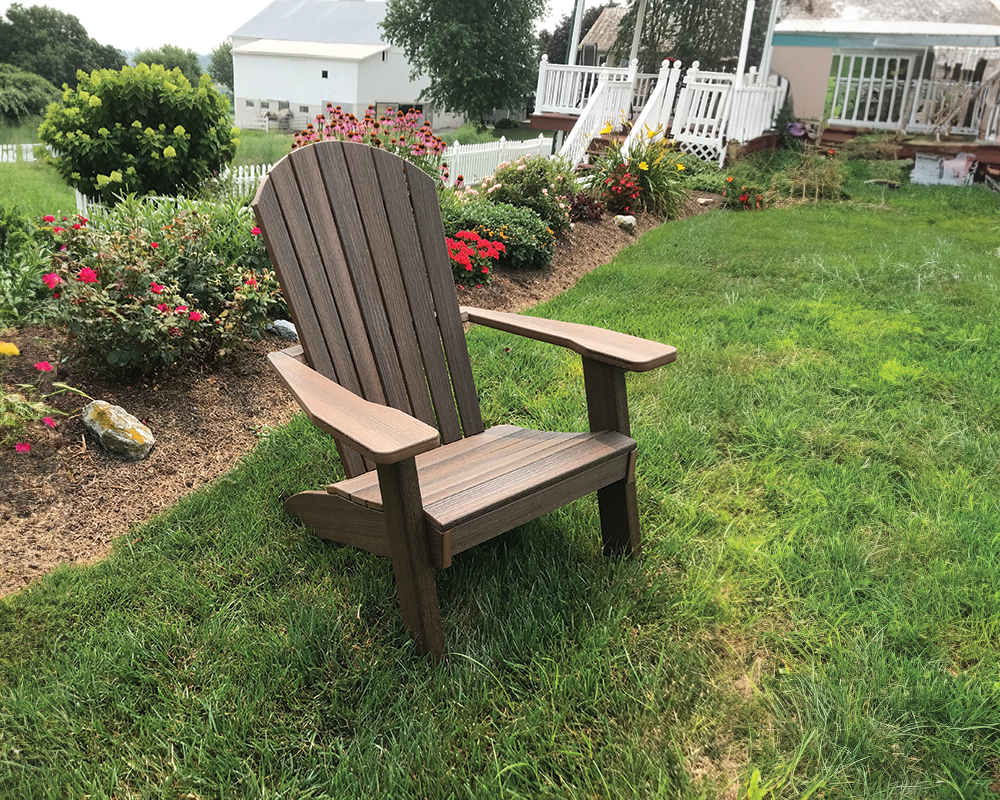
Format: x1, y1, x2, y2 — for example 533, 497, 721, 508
0, 194, 720, 597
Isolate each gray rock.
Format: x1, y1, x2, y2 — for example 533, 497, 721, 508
82, 401, 155, 460
267, 319, 299, 341
614, 214, 637, 233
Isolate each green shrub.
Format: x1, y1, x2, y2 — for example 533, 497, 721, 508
588, 136, 689, 218
0, 64, 60, 125
0, 205, 50, 324
39, 64, 239, 204
470, 155, 577, 235
36, 197, 283, 374
441, 200, 555, 271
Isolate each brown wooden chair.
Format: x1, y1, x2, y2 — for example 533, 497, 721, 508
252, 140, 676, 658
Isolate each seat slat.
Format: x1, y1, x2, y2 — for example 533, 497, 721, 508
344, 144, 438, 429
330, 427, 635, 531
405, 163, 485, 437
315, 143, 412, 416
372, 148, 464, 444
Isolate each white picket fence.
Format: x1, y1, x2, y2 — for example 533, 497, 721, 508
0, 142, 56, 163
73, 137, 553, 213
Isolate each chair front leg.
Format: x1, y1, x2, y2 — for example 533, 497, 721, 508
583, 357, 642, 556
377, 458, 445, 659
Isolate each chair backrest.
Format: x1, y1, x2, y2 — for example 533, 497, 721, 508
252, 140, 485, 477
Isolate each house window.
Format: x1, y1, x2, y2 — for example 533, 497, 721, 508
299, 105, 309, 113
260, 101, 270, 109
245, 100, 255, 107
322, 69, 328, 78
278, 101, 289, 111
382, 51, 387, 62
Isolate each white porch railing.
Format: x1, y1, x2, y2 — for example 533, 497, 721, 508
727, 68, 789, 144
671, 62, 737, 166
442, 134, 551, 186
533, 55, 634, 115
623, 60, 685, 150
558, 66, 638, 168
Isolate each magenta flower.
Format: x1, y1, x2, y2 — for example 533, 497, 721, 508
15, 442, 31, 453
53, 226, 63, 233
35, 361, 53, 372
42, 273, 63, 289
77, 267, 98, 283
43, 417, 57, 429
156, 303, 170, 312
189, 311, 203, 322
43, 215, 55, 223
150, 281, 164, 294
175, 305, 188, 313
150, 242, 159, 249
251, 227, 261, 236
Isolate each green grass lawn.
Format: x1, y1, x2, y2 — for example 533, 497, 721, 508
2, 177, 999, 798
0, 162, 76, 218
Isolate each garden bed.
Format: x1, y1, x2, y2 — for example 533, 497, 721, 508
0, 197, 717, 596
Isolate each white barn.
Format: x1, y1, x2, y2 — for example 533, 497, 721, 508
230, 0, 462, 131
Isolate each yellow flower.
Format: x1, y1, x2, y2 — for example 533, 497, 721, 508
0, 341, 19, 357
163, 145, 177, 158
676, 163, 685, 171
639, 161, 649, 171
88, 95, 102, 107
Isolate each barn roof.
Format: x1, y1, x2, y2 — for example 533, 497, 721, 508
232, 39, 388, 60
231, 0, 387, 45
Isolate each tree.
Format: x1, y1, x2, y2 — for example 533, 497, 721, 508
0, 63, 59, 123
381, 0, 545, 127
132, 44, 203, 85
538, 3, 615, 66
0, 3, 124, 89
611, 0, 774, 73
39, 64, 239, 204
208, 41, 233, 92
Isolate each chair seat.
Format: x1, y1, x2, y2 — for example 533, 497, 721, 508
329, 425, 636, 538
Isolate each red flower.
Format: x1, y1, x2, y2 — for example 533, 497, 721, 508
15, 442, 31, 453
43, 417, 57, 429
150, 242, 159, 249
156, 303, 170, 312
150, 281, 164, 294
42, 272, 62, 289
251, 227, 261, 236
739, 193, 749, 203
245, 276, 258, 288
53, 226, 63, 234
35, 361, 53, 372
175, 305, 188, 313
43, 215, 55, 223
77, 267, 98, 283
72, 223, 82, 230
189, 311, 202, 322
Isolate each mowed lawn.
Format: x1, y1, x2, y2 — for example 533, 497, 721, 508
2, 177, 999, 799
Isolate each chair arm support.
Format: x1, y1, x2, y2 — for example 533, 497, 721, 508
268, 349, 440, 465
460, 306, 677, 372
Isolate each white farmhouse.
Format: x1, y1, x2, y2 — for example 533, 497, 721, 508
231, 0, 462, 131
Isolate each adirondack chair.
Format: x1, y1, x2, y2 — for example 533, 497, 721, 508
252, 140, 676, 658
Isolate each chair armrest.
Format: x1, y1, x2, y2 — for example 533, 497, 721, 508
268, 349, 440, 465
460, 307, 677, 372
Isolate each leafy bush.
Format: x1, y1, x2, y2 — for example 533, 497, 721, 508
568, 191, 604, 221
445, 230, 505, 285
0, 64, 60, 124
39, 64, 239, 204
292, 104, 447, 182
0, 205, 50, 324
470, 156, 577, 235
721, 180, 766, 211
588, 136, 689, 218
493, 118, 519, 129
441, 201, 555, 271
34, 197, 283, 374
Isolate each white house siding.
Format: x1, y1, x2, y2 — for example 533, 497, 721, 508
234, 54, 360, 127
356, 50, 429, 115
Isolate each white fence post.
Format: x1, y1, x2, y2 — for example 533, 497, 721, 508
534, 55, 549, 115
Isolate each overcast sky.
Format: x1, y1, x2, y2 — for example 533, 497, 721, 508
0, 0, 579, 55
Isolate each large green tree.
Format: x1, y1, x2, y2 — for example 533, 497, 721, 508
208, 41, 233, 92
0, 3, 124, 89
612, 0, 774, 73
0, 63, 60, 123
132, 44, 203, 84
381, 0, 544, 127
